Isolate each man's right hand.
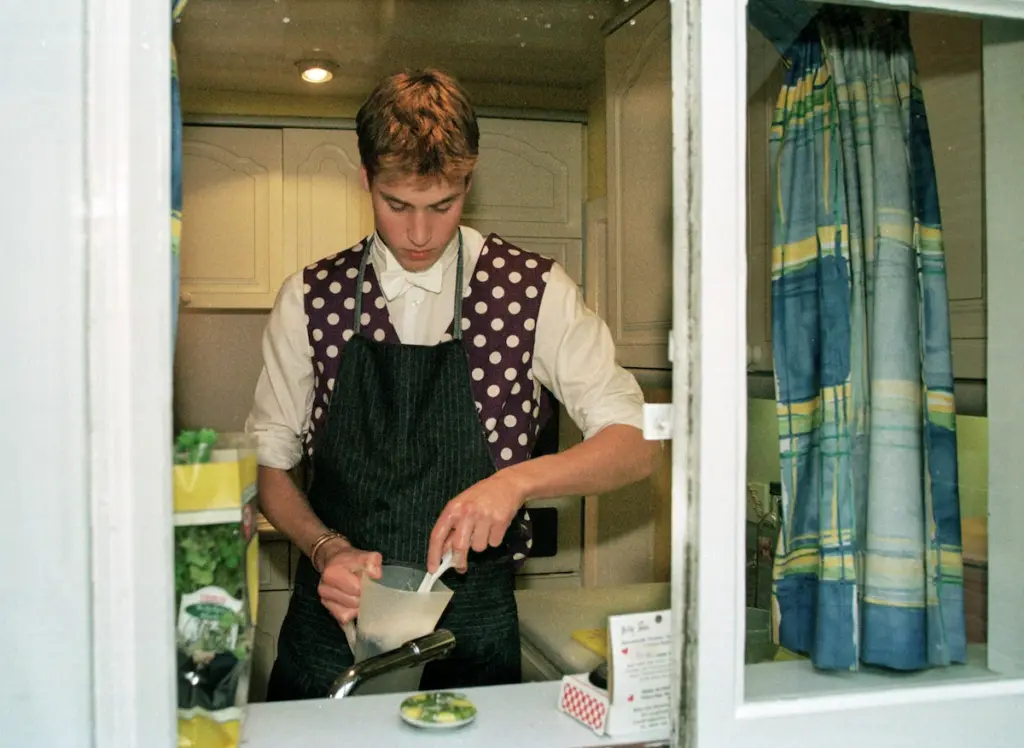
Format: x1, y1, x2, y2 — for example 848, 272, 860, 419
316, 541, 383, 627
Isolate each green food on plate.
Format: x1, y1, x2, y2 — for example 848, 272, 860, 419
400, 692, 477, 726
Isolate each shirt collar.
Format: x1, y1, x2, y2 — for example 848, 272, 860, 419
370, 231, 461, 301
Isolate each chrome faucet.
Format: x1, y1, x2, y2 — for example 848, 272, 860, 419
327, 629, 457, 699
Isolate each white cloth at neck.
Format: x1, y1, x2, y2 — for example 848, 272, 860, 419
372, 231, 459, 301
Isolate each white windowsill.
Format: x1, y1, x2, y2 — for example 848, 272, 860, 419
742, 644, 1024, 717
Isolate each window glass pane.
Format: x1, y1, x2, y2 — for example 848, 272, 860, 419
744, 2, 1023, 700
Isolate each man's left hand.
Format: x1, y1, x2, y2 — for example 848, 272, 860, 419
427, 471, 527, 574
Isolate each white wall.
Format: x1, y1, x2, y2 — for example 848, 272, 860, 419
0, 2, 93, 745
983, 18, 1024, 675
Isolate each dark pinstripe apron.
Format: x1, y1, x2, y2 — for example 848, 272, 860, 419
266, 234, 521, 701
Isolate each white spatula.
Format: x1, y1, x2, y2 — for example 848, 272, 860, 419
416, 549, 454, 594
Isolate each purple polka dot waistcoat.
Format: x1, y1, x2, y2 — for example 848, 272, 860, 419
302, 233, 555, 565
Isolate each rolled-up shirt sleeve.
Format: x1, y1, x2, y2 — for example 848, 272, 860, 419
244, 272, 313, 470
532, 263, 645, 439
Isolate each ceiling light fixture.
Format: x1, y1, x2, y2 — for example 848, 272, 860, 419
296, 59, 337, 84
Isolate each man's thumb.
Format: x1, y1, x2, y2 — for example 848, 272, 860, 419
363, 552, 383, 578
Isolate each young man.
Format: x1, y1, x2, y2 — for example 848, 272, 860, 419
245, 69, 658, 701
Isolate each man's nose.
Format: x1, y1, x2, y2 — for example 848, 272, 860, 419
407, 212, 431, 248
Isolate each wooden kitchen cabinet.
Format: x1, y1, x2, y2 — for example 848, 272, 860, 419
470, 119, 585, 239
745, 26, 785, 375
180, 121, 585, 310
257, 537, 291, 592
250, 588, 290, 702
283, 129, 375, 270
283, 121, 585, 282
604, 0, 673, 370
180, 126, 368, 310
179, 127, 286, 309
250, 539, 294, 702
467, 118, 584, 249
745, 15, 988, 380
467, 119, 585, 285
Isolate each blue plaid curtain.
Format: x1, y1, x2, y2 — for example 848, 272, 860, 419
770, 10, 966, 671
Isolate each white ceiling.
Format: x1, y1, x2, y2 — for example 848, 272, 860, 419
174, 0, 632, 109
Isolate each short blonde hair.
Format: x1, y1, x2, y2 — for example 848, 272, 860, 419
356, 68, 479, 184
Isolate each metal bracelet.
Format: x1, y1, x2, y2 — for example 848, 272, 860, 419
310, 530, 343, 573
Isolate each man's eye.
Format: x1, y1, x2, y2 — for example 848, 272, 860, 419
431, 204, 453, 214
388, 202, 407, 213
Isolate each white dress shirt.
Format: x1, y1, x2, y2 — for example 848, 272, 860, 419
245, 226, 645, 470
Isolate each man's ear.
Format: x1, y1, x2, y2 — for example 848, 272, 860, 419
360, 166, 371, 192
463, 173, 473, 195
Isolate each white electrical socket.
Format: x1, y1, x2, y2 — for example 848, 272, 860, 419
746, 482, 769, 520
642, 403, 673, 441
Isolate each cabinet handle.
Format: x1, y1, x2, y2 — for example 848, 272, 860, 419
179, 292, 192, 307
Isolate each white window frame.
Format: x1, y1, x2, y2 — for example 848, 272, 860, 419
680, 1, 1024, 746
87, 0, 177, 744
71, 0, 1024, 746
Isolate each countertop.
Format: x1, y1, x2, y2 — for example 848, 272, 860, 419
242, 681, 669, 747
515, 583, 671, 676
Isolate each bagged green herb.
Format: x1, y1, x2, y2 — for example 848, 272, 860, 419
173, 431, 258, 748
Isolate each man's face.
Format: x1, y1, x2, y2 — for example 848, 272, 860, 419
362, 168, 471, 273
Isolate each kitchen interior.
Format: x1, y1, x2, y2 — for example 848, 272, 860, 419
173, 0, 676, 703
172, 0, 994, 708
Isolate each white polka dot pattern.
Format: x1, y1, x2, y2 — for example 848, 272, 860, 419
302, 233, 556, 566
302, 237, 401, 448
454, 234, 555, 478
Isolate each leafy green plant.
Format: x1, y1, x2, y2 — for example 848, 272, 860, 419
175, 523, 245, 603
174, 428, 218, 464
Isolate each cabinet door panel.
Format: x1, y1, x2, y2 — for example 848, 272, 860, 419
605, 0, 673, 369
501, 236, 583, 287
746, 26, 785, 374
464, 119, 583, 239
180, 127, 283, 308
257, 540, 290, 592
249, 589, 291, 703
283, 129, 374, 271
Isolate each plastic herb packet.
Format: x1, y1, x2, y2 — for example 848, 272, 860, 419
173, 431, 259, 748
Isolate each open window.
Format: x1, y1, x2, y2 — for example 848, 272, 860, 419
47, 0, 1024, 745
680, 1, 1024, 745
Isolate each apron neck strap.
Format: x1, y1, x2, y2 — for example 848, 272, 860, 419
452, 229, 464, 340
353, 231, 465, 340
